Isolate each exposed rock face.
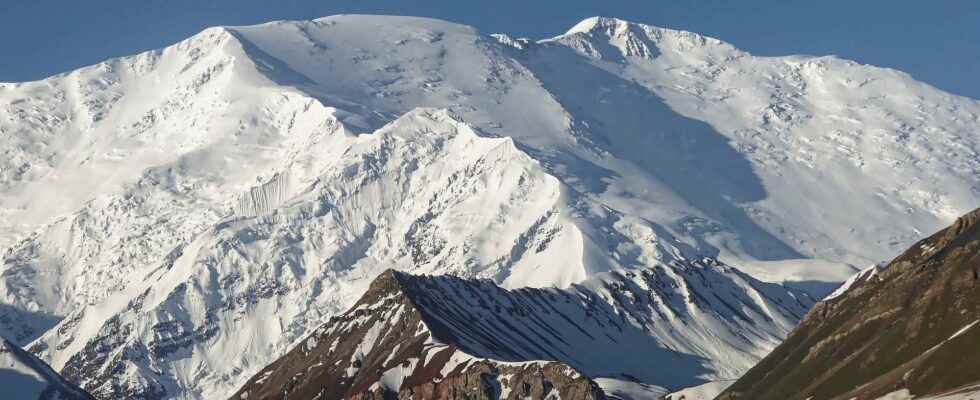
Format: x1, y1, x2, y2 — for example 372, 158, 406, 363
716, 208, 980, 400
230, 270, 606, 400
350, 361, 606, 400
0, 336, 94, 400
232, 259, 811, 400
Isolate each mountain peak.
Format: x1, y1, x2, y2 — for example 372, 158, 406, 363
553, 16, 733, 61
563, 16, 718, 44
348, 268, 408, 308
564, 16, 630, 35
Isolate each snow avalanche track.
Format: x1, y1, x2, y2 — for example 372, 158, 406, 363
0, 14, 977, 399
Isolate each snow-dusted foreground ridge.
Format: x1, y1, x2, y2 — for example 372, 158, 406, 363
0, 13, 976, 399
232, 263, 809, 399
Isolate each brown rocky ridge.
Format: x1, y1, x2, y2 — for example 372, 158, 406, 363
232, 256, 813, 400
230, 270, 607, 400
716, 208, 980, 400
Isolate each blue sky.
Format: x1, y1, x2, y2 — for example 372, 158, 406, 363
2, 0, 978, 99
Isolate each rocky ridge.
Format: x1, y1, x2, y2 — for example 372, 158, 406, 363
233, 257, 812, 399
716, 208, 980, 400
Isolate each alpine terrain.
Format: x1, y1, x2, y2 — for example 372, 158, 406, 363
716, 208, 980, 400
231, 258, 810, 399
0, 336, 93, 400
0, 14, 977, 400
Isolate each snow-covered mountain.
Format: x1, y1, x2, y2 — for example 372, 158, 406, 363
232, 260, 808, 399
0, 336, 93, 400
0, 14, 977, 399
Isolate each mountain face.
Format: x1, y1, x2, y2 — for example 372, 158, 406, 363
0, 336, 93, 400
229, 270, 607, 400
716, 208, 980, 400
232, 258, 810, 399
0, 14, 977, 399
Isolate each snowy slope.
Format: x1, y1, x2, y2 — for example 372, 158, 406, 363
0, 336, 93, 400
664, 380, 733, 400
390, 259, 810, 385
541, 16, 979, 276
0, 14, 977, 399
